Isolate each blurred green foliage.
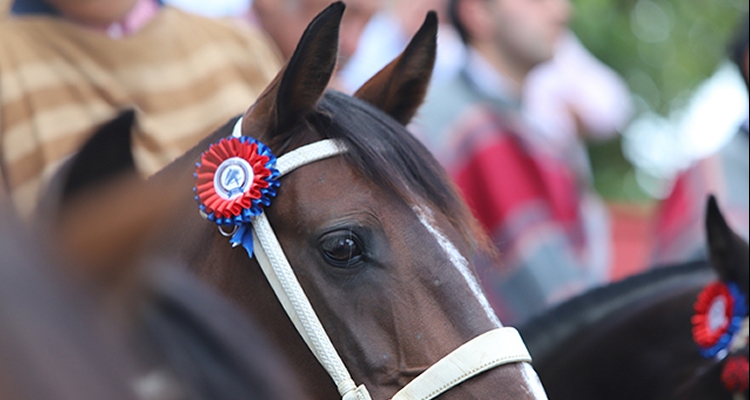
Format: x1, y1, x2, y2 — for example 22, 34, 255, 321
573, 0, 747, 202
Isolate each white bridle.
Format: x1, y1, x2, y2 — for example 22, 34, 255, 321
229, 118, 532, 400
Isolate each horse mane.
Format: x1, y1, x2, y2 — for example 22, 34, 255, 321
518, 260, 714, 364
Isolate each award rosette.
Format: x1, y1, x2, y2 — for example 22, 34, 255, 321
691, 281, 748, 358
194, 136, 280, 256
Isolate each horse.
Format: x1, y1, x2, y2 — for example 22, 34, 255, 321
50, 3, 548, 399
518, 196, 749, 400
2, 142, 306, 399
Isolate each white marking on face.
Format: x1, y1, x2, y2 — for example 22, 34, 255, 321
414, 206, 502, 328
521, 363, 549, 399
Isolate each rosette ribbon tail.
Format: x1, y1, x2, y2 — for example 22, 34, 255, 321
230, 224, 254, 258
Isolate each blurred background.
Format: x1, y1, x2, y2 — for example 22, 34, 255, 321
161, 0, 748, 202
570, 0, 748, 277
574, 0, 747, 203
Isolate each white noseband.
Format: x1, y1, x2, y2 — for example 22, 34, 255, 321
230, 118, 532, 400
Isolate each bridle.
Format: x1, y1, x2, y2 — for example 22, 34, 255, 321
196, 117, 532, 400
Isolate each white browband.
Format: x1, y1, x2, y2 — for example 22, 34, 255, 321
231, 118, 531, 400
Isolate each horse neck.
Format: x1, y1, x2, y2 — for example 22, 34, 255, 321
520, 261, 715, 365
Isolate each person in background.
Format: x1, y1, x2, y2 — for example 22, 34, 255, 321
414, 0, 611, 325
251, 0, 381, 89
522, 30, 633, 184
651, 13, 749, 266
161, 0, 383, 92
0, 0, 281, 217
336, 0, 466, 93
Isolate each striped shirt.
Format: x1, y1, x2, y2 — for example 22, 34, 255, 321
0, 6, 280, 216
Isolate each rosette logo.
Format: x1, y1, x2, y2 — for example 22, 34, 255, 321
691, 281, 748, 358
194, 137, 280, 227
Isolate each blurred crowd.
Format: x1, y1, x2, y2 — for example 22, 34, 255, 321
0, 0, 747, 328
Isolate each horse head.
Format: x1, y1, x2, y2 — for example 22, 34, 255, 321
55, 3, 548, 399
674, 195, 749, 400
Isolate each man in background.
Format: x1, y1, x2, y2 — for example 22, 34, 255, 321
415, 0, 611, 325
336, 0, 467, 92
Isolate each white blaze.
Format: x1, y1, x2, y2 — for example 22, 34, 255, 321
414, 206, 502, 328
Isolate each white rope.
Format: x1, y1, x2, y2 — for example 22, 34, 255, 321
232, 115, 347, 179
234, 118, 362, 398
275, 140, 348, 177
232, 118, 358, 400
252, 214, 363, 397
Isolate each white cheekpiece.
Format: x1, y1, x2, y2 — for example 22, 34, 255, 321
231, 118, 532, 400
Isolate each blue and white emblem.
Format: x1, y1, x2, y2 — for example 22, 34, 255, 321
214, 157, 254, 200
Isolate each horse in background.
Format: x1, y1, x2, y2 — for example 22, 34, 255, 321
0, 117, 306, 400
519, 195, 749, 400
51, 3, 548, 399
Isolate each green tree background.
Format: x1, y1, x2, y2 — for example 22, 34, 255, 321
573, 0, 748, 203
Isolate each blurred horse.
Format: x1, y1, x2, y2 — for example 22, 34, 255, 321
51, 3, 548, 399
0, 116, 306, 400
519, 196, 749, 400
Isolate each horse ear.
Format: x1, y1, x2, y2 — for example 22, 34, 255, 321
241, 2, 344, 137
354, 11, 437, 125
705, 195, 750, 295
59, 109, 137, 206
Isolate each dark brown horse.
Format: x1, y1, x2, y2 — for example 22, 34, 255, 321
519, 196, 749, 400
52, 3, 547, 399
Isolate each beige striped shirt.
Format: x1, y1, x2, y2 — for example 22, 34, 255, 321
0, 7, 281, 216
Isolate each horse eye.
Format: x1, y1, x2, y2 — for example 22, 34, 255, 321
319, 233, 363, 268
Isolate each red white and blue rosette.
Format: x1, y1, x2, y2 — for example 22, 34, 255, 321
194, 136, 279, 256
691, 281, 748, 358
